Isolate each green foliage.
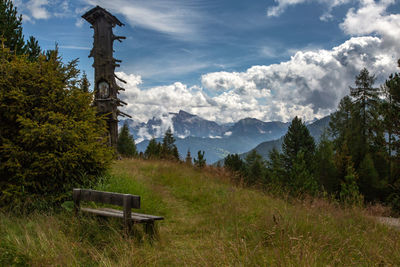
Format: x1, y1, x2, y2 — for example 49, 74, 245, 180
144, 129, 180, 161
194, 150, 206, 168
144, 138, 161, 159
315, 132, 339, 193
329, 96, 353, 150
117, 121, 137, 158
243, 150, 265, 185
0, 47, 113, 211
79, 71, 90, 92
0, 0, 25, 55
289, 151, 318, 195
358, 153, 381, 201
25, 35, 41, 62
161, 128, 179, 160
2, 159, 400, 265
340, 161, 363, 206
224, 153, 244, 174
282, 116, 315, 172
266, 148, 286, 185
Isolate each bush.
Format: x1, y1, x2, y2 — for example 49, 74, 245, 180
0, 48, 113, 211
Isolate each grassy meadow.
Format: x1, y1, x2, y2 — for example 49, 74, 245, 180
1, 159, 400, 266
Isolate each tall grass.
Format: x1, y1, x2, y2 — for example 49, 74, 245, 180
1, 158, 399, 266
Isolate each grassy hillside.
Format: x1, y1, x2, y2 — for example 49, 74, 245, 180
1, 159, 399, 266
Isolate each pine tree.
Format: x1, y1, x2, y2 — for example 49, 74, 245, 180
289, 151, 318, 195
25, 36, 41, 61
0, 0, 25, 55
145, 138, 160, 159
224, 153, 244, 174
382, 71, 400, 181
194, 150, 206, 168
0, 46, 113, 210
358, 153, 381, 201
117, 121, 137, 158
315, 132, 339, 193
282, 116, 315, 171
350, 68, 380, 156
340, 161, 363, 206
329, 96, 354, 150
80, 71, 90, 92
266, 148, 286, 185
244, 150, 265, 185
161, 128, 178, 160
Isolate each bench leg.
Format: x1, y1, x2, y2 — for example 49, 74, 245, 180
124, 220, 133, 237
144, 221, 157, 240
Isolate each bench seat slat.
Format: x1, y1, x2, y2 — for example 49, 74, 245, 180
81, 207, 164, 222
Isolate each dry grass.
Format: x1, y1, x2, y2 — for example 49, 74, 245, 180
1, 158, 400, 266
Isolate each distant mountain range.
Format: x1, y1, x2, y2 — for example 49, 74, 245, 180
120, 110, 330, 164
232, 115, 331, 163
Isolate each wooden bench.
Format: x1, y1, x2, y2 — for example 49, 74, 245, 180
73, 188, 164, 237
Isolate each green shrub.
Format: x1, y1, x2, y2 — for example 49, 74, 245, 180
0, 47, 113, 211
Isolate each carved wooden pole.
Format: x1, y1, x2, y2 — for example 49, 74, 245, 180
82, 6, 131, 148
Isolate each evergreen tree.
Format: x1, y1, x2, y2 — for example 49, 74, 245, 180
340, 161, 363, 206
382, 71, 400, 181
0, 46, 113, 210
224, 153, 244, 174
194, 150, 206, 168
244, 150, 265, 185
282, 116, 315, 171
329, 96, 354, 150
117, 121, 137, 158
289, 151, 318, 195
25, 35, 41, 61
172, 146, 180, 161
161, 128, 179, 160
266, 148, 286, 185
315, 132, 339, 193
144, 138, 160, 159
80, 71, 90, 92
350, 68, 380, 159
0, 0, 25, 55
358, 153, 381, 201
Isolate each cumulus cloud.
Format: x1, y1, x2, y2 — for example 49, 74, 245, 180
117, 0, 400, 125
267, 0, 352, 20
201, 35, 398, 122
27, 0, 50, 19
340, 0, 400, 45
116, 72, 212, 122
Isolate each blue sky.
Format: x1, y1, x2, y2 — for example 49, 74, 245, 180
14, 0, 400, 124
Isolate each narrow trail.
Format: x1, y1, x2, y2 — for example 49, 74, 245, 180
375, 216, 400, 230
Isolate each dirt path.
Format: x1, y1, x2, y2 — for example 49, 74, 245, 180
375, 216, 400, 230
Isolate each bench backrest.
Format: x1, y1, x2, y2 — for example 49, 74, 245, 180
73, 188, 140, 209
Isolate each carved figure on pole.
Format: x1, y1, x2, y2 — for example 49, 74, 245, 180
82, 6, 131, 148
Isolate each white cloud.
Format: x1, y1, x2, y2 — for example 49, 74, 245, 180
117, 0, 400, 126
201, 35, 398, 122
27, 0, 50, 19
14, 0, 74, 21
267, 0, 352, 20
340, 0, 400, 45
82, 0, 204, 40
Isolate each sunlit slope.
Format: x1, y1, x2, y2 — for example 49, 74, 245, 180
1, 159, 399, 266
109, 159, 400, 266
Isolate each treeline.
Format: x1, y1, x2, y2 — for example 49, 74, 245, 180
0, 0, 112, 211
225, 66, 400, 210
117, 122, 206, 167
